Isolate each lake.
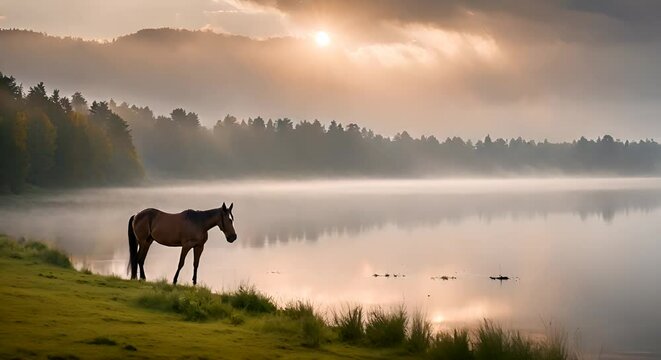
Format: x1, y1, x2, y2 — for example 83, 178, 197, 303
1, 178, 660, 359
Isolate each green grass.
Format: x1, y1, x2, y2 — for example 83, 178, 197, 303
407, 311, 432, 353
542, 327, 573, 360
300, 312, 326, 348
0, 235, 407, 359
472, 320, 575, 360
428, 329, 473, 360
0, 236, 72, 268
257, 301, 329, 348
220, 283, 277, 313
333, 304, 365, 343
0, 235, 578, 359
229, 312, 245, 325
365, 305, 408, 347
283, 300, 316, 320
136, 280, 233, 321
282, 301, 327, 348
84, 337, 118, 346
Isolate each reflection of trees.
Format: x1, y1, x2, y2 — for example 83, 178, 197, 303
239, 189, 661, 247
1, 188, 661, 254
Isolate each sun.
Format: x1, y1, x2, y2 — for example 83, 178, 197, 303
315, 31, 331, 47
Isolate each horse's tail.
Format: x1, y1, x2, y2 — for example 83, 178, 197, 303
127, 215, 138, 279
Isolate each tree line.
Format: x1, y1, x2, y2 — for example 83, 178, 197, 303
2, 73, 661, 194
0, 73, 142, 193
111, 101, 661, 178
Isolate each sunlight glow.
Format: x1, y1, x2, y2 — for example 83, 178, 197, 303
431, 313, 446, 324
315, 31, 331, 47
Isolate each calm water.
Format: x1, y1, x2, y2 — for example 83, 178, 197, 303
1, 178, 660, 358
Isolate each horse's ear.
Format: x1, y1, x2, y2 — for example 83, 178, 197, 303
221, 202, 227, 210
229, 203, 233, 211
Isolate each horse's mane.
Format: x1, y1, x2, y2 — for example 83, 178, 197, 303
183, 208, 219, 225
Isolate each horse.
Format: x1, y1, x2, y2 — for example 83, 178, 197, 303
127, 202, 237, 285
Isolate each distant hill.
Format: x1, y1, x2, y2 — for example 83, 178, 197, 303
0, 28, 348, 128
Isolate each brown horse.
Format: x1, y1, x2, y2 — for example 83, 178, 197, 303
128, 203, 237, 285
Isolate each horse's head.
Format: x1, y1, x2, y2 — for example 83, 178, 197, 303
219, 202, 237, 243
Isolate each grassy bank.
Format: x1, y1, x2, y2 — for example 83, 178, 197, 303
0, 236, 576, 359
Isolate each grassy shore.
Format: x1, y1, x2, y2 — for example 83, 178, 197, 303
0, 235, 575, 359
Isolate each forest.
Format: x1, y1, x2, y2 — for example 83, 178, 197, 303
0, 73, 142, 192
2, 72, 661, 193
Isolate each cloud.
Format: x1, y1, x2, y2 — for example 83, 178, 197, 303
1, 1, 660, 140
402, 25, 501, 61
347, 42, 435, 67
202, 1, 291, 39
345, 26, 502, 68
241, 0, 661, 44
2, 28, 660, 141
222, 0, 280, 14
200, 23, 227, 33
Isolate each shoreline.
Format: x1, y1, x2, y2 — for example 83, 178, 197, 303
0, 235, 577, 359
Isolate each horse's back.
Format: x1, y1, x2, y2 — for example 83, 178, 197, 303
133, 208, 192, 246
135, 207, 159, 218
135, 208, 184, 222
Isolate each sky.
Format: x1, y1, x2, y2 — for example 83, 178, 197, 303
1, 0, 661, 140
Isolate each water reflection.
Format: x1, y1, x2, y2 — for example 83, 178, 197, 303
0, 178, 660, 358
2, 179, 661, 254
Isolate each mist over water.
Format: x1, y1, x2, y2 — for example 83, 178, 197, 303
1, 178, 660, 358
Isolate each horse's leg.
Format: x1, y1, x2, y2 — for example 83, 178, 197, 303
137, 239, 152, 280
192, 245, 204, 285
173, 246, 191, 285
131, 215, 150, 280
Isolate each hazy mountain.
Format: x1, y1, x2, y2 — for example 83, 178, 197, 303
3, 28, 661, 140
